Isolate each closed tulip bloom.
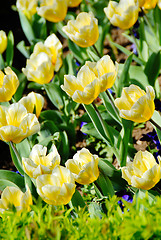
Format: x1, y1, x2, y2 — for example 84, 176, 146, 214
61, 64, 101, 104
141, 0, 158, 9
114, 85, 155, 123
22, 144, 60, 179
36, 166, 76, 205
0, 186, 32, 214
0, 67, 19, 102
0, 102, 40, 143
85, 55, 118, 92
62, 12, 99, 48
68, 0, 82, 7
122, 151, 161, 190
104, 0, 139, 30
158, 0, 161, 9
16, 0, 38, 19
65, 148, 99, 185
0, 30, 7, 54
22, 52, 54, 84
37, 0, 68, 22
33, 34, 62, 72
19, 92, 44, 117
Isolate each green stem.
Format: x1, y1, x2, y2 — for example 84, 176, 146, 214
150, 119, 161, 132
9, 141, 24, 175
93, 44, 102, 58
10, 141, 22, 165
105, 90, 120, 116
141, 8, 157, 37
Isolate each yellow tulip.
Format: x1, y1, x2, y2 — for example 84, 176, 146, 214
104, 0, 139, 30
0, 67, 19, 102
68, 0, 82, 7
16, 0, 38, 19
22, 144, 60, 179
141, 0, 158, 9
61, 55, 117, 104
122, 151, 161, 190
0, 102, 40, 143
0, 30, 7, 54
37, 0, 68, 23
114, 85, 155, 123
62, 12, 99, 48
36, 166, 76, 205
65, 148, 99, 185
85, 55, 118, 92
33, 34, 63, 72
0, 186, 32, 214
22, 52, 54, 84
158, 0, 161, 9
19, 92, 44, 117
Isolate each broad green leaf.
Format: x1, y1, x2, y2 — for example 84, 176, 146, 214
32, 15, 47, 40
0, 54, 5, 70
151, 110, 161, 143
68, 39, 88, 64
16, 41, 30, 58
98, 159, 116, 177
0, 179, 20, 191
44, 82, 65, 110
16, 138, 31, 158
9, 143, 24, 176
0, 170, 25, 191
89, 202, 103, 219
6, 31, 14, 66
70, 189, 87, 209
66, 53, 77, 75
86, 48, 100, 62
96, 172, 115, 197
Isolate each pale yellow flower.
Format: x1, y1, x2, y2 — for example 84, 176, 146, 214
22, 52, 54, 84
16, 0, 38, 19
37, 0, 68, 22
19, 92, 44, 117
0, 186, 32, 214
158, 0, 161, 9
0, 67, 19, 102
36, 166, 76, 205
122, 151, 161, 190
62, 12, 99, 48
104, 0, 139, 30
142, 0, 158, 9
22, 144, 60, 179
61, 55, 117, 104
33, 34, 63, 72
0, 102, 40, 143
68, 0, 82, 7
114, 85, 155, 123
65, 148, 99, 185
0, 30, 7, 54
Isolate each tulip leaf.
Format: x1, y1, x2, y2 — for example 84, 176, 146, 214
68, 39, 88, 64
65, 53, 77, 75
98, 159, 116, 178
0, 53, 5, 70
40, 110, 65, 125
44, 82, 65, 110
32, 15, 47, 40
0, 170, 25, 191
88, 202, 103, 219
144, 51, 161, 87
96, 172, 115, 197
0, 179, 20, 191
70, 189, 87, 210
18, 11, 35, 44
9, 143, 24, 176
117, 54, 133, 97
16, 41, 30, 58
6, 31, 14, 66
86, 49, 100, 62
58, 131, 70, 162
151, 110, 161, 143
100, 91, 122, 126
16, 139, 31, 158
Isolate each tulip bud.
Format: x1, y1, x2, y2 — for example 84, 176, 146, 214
0, 30, 7, 54
16, 0, 38, 19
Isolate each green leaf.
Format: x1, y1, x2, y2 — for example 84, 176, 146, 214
0, 170, 25, 191
59, 131, 70, 162
0, 179, 20, 191
9, 143, 24, 176
6, 31, 14, 66
98, 159, 116, 177
0, 53, 5, 70
117, 54, 133, 97
68, 39, 88, 64
144, 51, 161, 87
44, 82, 65, 110
96, 172, 115, 197
151, 110, 161, 143
16, 41, 30, 58
18, 10, 35, 44
88, 202, 103, 219
70, 189, 87, 209
32, 15, 47, 40
65, 53, 77, 75
16, 139, 31, 158
86, 48, 100, 62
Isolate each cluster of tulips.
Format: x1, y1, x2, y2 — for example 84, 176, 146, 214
0, 0, 161, 215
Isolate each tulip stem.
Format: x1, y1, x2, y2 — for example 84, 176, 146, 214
149, 119, 161, 132
9, 141, 24, 175
93, 44, 102, 58
105, 90, 119, 116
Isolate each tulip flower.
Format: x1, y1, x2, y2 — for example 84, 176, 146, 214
114, 85, 155, 123
0, 67, 19, 102
19, 92, 44, 117
33, 34, 63, 72
61, 55, 117, 104
16, 0, 38, 19
22, 52, 54, 84
37, 0, 68, 23
158, 0, 161, 9
0, 30, 7, 54
65, 148, 99, 185
22, 144, 60, 179
68, 0, 82, 7
104, 0, 139, 30
36, 166, 76, 205
0, 102, 40, 143
0, 186, 32, 214
122, 151, 161, 190
62, 12, 99, 48
140, 0, 158, 9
